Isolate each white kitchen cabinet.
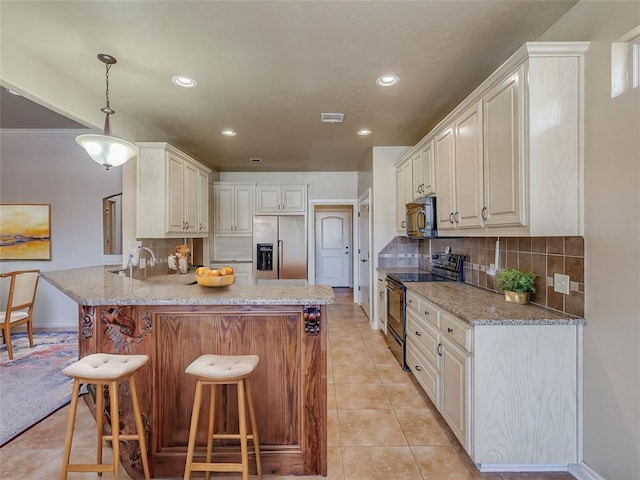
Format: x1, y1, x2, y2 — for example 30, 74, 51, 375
406, 42, 588, 237
435, 102, 484, 232
412, 140, 435, 199
214, 183, 254, 236
404, 286, 581, 470
255, 185, 307, 214
137, 142, 211, 239
395, 159, 413, 233
434, 126, 456, 232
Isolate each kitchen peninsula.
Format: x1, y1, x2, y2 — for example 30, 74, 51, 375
43, 266, 334, 479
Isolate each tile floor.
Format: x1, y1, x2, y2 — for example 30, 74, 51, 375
0, 289, 576, 480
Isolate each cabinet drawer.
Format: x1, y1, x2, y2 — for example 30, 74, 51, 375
406, 290, 420, 312
406, 338, 439, 407
418, 297, 439, 327
440, 311, 472, 353
406, 310, 439, 368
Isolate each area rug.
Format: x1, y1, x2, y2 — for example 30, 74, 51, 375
0, 331, 80, 446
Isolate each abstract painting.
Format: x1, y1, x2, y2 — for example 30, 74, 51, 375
0, 204, 51, 260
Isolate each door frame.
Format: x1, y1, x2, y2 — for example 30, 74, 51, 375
357, 189, 372, 316
308, 199, 358, 303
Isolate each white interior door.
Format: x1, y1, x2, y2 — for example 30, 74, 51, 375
315, 211, 352, 287
358, 199, 371, 318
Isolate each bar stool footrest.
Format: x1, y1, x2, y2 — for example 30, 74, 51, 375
190, 462, 244, 472
67, 464, 114, 473
212, 433, 256, 440
103, 434, 142, 441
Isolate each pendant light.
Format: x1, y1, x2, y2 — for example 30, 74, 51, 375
75, 54, 138, 170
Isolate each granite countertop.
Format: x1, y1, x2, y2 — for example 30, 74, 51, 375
377, 268, 584, 326
42, 266, 334, 306
406, 282, 584, 326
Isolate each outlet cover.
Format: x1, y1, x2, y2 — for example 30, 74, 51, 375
554, 273, 570, 295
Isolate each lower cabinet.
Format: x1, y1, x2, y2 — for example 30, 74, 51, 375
405, 287, 580, 470
376, 272, 387, 333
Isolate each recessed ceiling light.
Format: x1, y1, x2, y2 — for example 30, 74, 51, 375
357, 129, 372, 136
171, 76, 197, 88
221, 129, 237, 137
249, 157, 262, 163
376, 74, 400, 87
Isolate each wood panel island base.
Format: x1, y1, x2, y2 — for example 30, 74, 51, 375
43, 267, 333, 479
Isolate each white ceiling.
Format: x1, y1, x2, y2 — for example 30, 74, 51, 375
0, 1, 577, 172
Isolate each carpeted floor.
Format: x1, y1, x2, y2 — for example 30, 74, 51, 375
0, 331, 80, 446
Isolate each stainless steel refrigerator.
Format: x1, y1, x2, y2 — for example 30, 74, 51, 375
253, 216, 307, 282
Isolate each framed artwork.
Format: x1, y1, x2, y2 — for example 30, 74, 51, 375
0, 204, 51, 260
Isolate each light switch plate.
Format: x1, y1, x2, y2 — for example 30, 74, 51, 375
554, 273, 570, 295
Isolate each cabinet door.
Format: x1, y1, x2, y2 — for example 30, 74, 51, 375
454, 102, 484, 229
183, 161, 199, 234
256, 186, 282, 214
411, 151, 424, 200
214, 185, 236, 234
166, 153, 186, 233
483, 68, 524, 227
420, 141, 435, 197
282, 187, 306, 212
440, 337, 470, 448
198, 170, 209, 233
234, 186, 254, 235
435, 126, 456, 231
396, 159, 412, 233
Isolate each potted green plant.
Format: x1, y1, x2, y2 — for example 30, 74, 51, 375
496, 269, 536, 304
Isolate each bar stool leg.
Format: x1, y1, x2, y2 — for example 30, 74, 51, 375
245, 377, 263, 479
96, 383, 105, 475
129, 376, 151, 480
109, 380, 120, 480
205, 383, 216, 480
60, 379, 81, 480
184, 379, 204, 480
237, 379, 249, 480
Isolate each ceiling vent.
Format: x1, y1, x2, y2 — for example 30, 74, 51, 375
320, 113, 344, 124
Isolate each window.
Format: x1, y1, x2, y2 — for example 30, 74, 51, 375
611, 25, 640, 97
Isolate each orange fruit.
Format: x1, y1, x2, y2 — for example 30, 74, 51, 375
195, 266, 209, 275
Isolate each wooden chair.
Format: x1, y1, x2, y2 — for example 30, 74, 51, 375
0, 269, 40, 360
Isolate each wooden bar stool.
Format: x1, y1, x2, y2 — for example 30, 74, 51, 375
184, 354, 263, 480
60, 353, 151, 480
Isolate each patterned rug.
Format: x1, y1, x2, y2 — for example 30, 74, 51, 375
0, 331, 80, 446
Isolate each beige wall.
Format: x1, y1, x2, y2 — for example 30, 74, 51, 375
539, 2, 640, 478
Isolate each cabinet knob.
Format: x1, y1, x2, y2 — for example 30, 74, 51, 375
198, 223, 203, 231
437, 343, 443, 356
424, 311, 429, 316
447, 327, 454, 333
415, 331, 421, 336
448, 213, 454, 224
408, 299, 413, 304
415, 365, 422, 372
481, 206, 488, 221
453, 212, 460, 223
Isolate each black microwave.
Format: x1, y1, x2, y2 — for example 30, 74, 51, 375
406, 197, 437, 238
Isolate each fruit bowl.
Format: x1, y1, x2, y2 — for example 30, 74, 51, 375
195, 273, 235, 287
194, 266, 235, 287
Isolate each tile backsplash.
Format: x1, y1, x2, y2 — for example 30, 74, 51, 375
379, 236, 585, 317
140, 238, 204, 266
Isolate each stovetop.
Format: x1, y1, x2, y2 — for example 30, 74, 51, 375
387, 272, 452, 283
386, 252, 465, 284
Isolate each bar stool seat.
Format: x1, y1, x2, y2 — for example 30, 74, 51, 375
60, 353, 151, 480
184, 354, 263, 480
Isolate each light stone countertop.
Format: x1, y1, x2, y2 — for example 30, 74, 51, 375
378, 268, 585, 326
42, 266, 335, 306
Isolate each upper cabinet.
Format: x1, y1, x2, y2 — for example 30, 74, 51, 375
401, 42, 589, 237
412, 141, 435, 200
255, 185, 307, 215
395, 159, 413, 234
213, 183, 254, 236
137, 143, 211, 239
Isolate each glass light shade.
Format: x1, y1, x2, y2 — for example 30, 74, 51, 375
75, 134, 139, 169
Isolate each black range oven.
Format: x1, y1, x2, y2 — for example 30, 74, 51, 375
384, 252, 464, 370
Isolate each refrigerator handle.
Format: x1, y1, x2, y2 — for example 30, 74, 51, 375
278, 239, 283, 277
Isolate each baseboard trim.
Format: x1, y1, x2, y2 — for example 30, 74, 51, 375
478, 464, 568, 472
569, 462, 607, 480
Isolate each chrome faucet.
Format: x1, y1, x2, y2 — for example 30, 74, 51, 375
125, 246, 158, 283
